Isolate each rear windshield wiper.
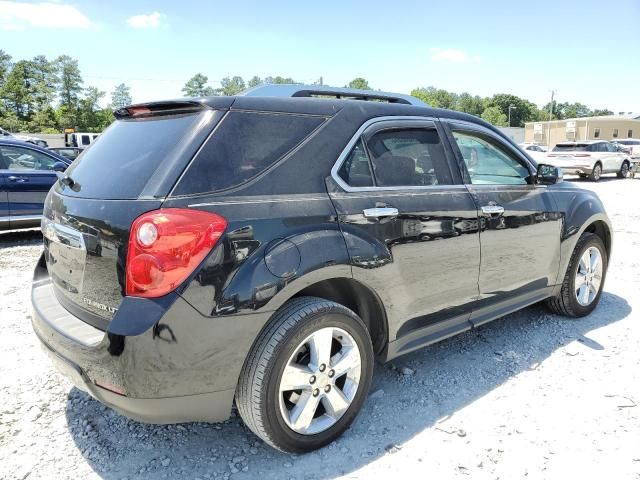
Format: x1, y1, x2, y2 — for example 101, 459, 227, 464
56, 171, 81, 191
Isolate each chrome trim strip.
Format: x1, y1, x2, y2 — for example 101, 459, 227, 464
189, 194, 330, 207
329, 116, 459, 193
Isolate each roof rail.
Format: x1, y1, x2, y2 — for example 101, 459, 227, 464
240, 84, 428, 107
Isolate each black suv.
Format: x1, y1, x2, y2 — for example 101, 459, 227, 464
31, 85, 612, 453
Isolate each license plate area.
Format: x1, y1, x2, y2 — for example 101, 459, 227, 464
42, 219, 87, 295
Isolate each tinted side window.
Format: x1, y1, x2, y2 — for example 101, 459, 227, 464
0, 146, 57, 171
365, 128, 453, 186
338, 139, 374, 187
452, 130, 531, 185
174, 112, 324, 195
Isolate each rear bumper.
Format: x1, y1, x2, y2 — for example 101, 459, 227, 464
558, 166, 593, 175
31, 276, 270, 424
35, 326, 234, 423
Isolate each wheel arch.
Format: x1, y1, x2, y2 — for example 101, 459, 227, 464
261, 272, 389, 356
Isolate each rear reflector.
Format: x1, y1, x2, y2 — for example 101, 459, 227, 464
126, 208, 227, 298
94, 380, 125, 396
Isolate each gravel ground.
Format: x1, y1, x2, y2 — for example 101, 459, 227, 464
1, 177, 639, 480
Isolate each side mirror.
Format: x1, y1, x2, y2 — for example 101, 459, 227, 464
537, 163, 563, 185
53, 161, 67, 172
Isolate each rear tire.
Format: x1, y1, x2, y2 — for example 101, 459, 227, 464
589, 163, 602, 182
617, 161, 630, 178
236, 297, 374, 453
546, 233, 607, 317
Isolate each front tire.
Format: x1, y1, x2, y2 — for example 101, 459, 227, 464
617, 161, 630, 178
236, 297, 374, 453
546, 233, 607, 317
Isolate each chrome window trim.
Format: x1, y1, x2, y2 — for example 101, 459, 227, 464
330, 115, 466, 193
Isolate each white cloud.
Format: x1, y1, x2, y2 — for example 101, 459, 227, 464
0, 1, 94, 30
126, 12, 163, 29
430, 48, 481, 64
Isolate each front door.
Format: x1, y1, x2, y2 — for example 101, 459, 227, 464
328, 118, 481, 356
0, 144, 60, 223
443, 121, 563, 326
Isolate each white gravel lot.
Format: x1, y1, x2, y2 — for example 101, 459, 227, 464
1, 177, 639, 480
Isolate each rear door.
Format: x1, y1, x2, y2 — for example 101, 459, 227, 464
329, 118, 481, 354
443, 120, 563, 326
0, 144, 61, 222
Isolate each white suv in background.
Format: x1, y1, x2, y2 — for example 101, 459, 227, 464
613, 139, 640, 177
518, 143, 547, 162
546, 140, 631, 181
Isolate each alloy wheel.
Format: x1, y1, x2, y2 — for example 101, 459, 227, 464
575, 246, 603, 306
278, 327, 362, 435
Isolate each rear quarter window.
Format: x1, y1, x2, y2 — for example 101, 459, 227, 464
172, 111, 325, 195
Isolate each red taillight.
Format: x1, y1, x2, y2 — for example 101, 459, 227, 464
126, 208, 227, 298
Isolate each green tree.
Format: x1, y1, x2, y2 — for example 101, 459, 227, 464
346, 77, 371, 90
484, 93, 538, 127
217, 76, 246, 96
1, 60, 36, 121
182, 73, 215, 97
77, 86, 104, 131
30, 55, 58, 110
28, 106, 58, 132
111, 83, 132, 109
247, 75, 262, 88
591, 108, 613, 117
55, 55, 83, 109
97, 106, 115, 130
411, 87, 457, 109
263, 76, 297, 84
481, 106, 508, 126
0, 49, 11, 89
455, 92, 485, 116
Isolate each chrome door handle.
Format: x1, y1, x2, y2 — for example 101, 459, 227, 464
481, 205, 505, 215
363, 207, 399, 219
7, 176, 27, 183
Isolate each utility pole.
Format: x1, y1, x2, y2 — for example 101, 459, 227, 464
548, 89, 556, 121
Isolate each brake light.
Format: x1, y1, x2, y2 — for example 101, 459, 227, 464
126, 208, 227, 298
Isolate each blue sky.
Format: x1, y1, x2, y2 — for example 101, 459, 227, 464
1, 0, 639, 111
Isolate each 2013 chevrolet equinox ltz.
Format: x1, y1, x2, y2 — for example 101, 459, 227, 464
31, 85, 612, 453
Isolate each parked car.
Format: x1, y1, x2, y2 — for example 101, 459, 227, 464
65, 132, 100, 149
546, 140, 631, 181
612, 139, 640, 177
48, 147, 83, 161
1, 139, 70, 231
31, 85, 612, 453
0, 127, 49, 147
518, 142, 547, 162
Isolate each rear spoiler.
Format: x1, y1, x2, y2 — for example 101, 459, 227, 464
114, 101, 207, 119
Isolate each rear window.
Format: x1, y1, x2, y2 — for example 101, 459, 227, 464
553, 144, 591, 152
61, 113, 206, 199
172, 111, 324, 195
616, 140, 640, 145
